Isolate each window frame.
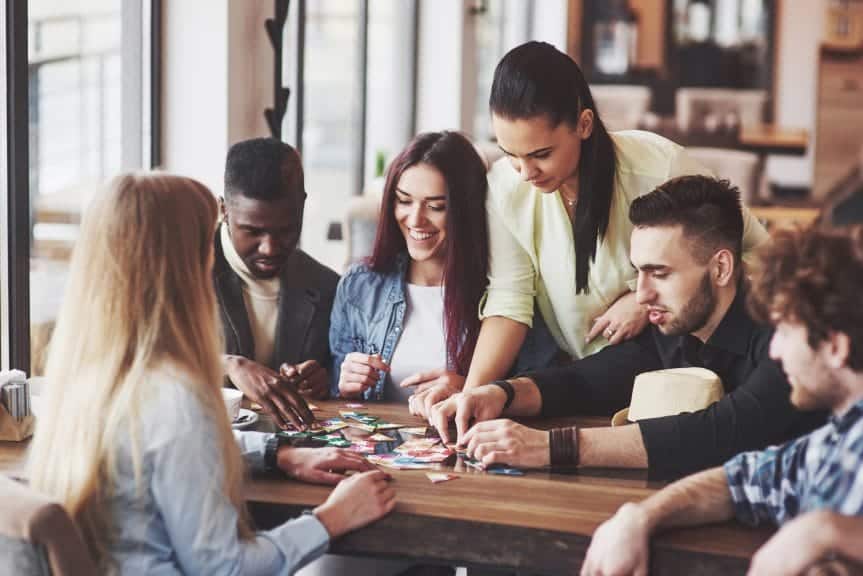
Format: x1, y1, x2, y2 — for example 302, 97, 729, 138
2, 1, 162, 374
4, 0, 29, 372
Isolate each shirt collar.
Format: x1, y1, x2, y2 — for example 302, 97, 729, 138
701, 282, 756, 357
830, 397, 863, 434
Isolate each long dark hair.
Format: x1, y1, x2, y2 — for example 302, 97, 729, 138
490, 41, 617, 294
369, 131, 488, 375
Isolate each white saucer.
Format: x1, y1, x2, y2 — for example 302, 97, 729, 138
231, 408, 259, 430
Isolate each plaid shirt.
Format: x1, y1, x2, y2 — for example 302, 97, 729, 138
724, 398, 863, 526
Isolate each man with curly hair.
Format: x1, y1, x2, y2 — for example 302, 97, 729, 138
582, 225, 863, 576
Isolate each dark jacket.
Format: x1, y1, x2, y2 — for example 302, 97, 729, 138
213, 229, 339, 370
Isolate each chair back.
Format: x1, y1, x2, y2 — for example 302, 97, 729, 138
676, 88, 767, 132
687, 146, 762, 203
0, 474, 98, 576
590, 84, 652, 131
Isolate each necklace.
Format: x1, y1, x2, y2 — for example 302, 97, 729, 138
560, 191, 578, 207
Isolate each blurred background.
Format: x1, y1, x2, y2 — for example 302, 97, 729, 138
2, 0, 862, 375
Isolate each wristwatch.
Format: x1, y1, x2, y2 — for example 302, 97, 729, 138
264, 434, 291, 472
488, 379, 515, 410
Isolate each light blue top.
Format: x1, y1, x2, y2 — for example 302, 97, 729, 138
107, 367, 329, 575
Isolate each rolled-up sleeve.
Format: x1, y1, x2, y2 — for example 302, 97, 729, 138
723, 436, 809, 527
533, 331, 662, 418
480, 192, 536, 327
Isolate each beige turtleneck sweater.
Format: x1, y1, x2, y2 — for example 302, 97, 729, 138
220, 224, 280, 367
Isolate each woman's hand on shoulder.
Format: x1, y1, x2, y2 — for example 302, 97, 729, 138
585, 291, 648, 346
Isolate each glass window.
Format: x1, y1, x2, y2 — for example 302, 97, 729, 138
472, 2, 508, 142
471, 0, 534, 142
28, 0, 152, 374
283, 1, 416, 272
288, 0, 362, 273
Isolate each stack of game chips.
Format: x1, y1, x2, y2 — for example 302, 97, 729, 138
0, 370, 30, 422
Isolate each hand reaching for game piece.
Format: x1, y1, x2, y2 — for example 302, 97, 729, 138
280, 359, 330, 400
461, 419, 550, 469
403, 369, 465, 419
429, 385, 509, 444
223, 354, 314, 430
338, 353, 390, 398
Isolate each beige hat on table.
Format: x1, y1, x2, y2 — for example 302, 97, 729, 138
611, 367, 724, 426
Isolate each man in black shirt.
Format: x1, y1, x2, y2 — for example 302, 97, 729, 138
430, 175, 824, 479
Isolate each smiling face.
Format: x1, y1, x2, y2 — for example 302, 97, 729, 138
222, 193, 302, 279
491, 112, 592, 193
394, 163, 448, 281
769, 319, 843, 411
631, 225, 719, 338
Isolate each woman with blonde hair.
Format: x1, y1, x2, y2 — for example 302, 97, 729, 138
28, 173, 395, 574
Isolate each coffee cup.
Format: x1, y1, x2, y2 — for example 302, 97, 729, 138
221, 388, 243, 421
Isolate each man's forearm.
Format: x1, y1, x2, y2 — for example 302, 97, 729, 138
639, 467, 734, 532
502, 377, 544, 417
578, 424, 648, 468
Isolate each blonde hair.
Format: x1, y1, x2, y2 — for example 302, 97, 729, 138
28, 173, 250, 564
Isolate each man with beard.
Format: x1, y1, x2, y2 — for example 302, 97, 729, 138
430, 175, 824, 480
582, 225, 863, 576
216, 138, 338, 428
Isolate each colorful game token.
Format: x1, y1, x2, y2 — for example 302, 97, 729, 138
346, 421, 378, 433
426, 472, 459, 484
486, 465, 525, 476
374, 422, 404, 430
319, 417, 346, 427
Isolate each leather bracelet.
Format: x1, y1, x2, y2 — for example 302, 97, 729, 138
488, 379, 515, 410
549, 426, 579, 467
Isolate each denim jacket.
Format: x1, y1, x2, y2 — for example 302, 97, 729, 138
329, 253, 560, 399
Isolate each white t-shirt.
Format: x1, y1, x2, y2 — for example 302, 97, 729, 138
385, 283, 447, 403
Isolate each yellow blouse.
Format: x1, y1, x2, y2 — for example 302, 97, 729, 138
481, 130, 769, 359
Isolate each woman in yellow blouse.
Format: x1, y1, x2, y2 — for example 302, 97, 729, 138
409, 41, 768, 417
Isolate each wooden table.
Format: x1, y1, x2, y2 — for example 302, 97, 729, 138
245, 401, 772, 575
0, 402, 772, 574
